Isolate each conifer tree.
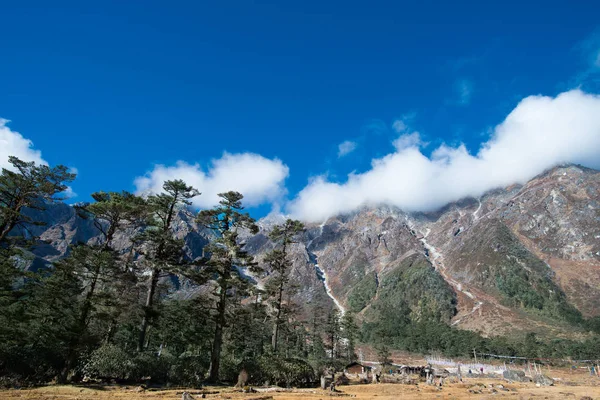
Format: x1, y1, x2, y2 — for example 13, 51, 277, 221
0, 156, 75, 380
0, 156, 75, 244
77, 191, 149, 342
138, 180, 200, 351
196, 191, 259, 382
74, 191, 148, 334
23, 255, 83, 381
49, 191, 150, 380
80, 191, 148, 249
263, 219, 305, 354
325, 309, 341, 360
340, 313, 358, 363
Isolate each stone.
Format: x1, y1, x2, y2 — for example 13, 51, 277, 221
533, 374, 554, 386
503, 369, 528, 382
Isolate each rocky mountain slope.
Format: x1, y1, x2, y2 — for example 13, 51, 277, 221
17, 164, 600, 338
249, 164, 600, 338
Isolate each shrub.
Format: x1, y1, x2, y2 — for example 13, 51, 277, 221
83, 344, 134, 380
131, 351, 174, 382
256, 356, 316, 387
168, 352, 207, 387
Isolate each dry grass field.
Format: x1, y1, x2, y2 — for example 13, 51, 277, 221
1, 368, 599, 400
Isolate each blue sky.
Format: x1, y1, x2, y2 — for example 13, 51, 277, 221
1, 1, 600, 219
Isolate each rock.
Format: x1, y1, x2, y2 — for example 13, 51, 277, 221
181, 392, 195, 400
533, 374, 554, 386
242, 386, 256, 393
495, 384, 509, 392
503, 369, 528, 382
469, 383, 486, 394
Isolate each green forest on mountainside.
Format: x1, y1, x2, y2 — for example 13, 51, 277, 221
492, 224, 583, 323
347, 272, 377, 313
359, 254, 600, 360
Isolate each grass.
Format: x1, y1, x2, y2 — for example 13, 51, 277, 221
2, 367, 600, 400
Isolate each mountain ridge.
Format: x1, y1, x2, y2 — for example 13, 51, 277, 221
15, 163, 600, 339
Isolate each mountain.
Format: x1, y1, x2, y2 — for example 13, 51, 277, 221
249, 164, 600, 339
18, 164, 600, 339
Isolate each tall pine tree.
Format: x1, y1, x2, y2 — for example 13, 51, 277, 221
137, 180, 200, 351
263, 219, 305, 354
196, 191, 259, 382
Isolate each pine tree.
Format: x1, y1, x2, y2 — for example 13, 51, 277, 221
52, 192, 150, 380
0, 156, 75, 381
0, 247, 27, 374
74, 191, 148, 332
340, 312, 358, 363
196, 191, 259, 382
78, 191, 148, 249
375, 343, 392, 371
263, 219, 305, 354
23, 255, 84, 381
0, 156, 75, 244
137, 180, 200, 351
325, 309, 341, 360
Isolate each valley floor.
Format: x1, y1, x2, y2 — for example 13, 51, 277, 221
2, 369, 600, 400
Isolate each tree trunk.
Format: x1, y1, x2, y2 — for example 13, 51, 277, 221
79, 263, 100, 329
271, 284, 284, 353
331, 330, 336, 359
138, 267, 160, 351
0, 218, 18, 244
207, 281, 227, 382
0, 202, 25, 244
59, 258, 102, 382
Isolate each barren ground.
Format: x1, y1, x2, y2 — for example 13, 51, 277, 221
2, 368, 599, 400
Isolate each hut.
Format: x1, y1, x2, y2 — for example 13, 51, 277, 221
345, 362, 372, 375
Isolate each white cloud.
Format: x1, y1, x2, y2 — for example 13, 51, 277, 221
393, 132, 422, 151
392, 120, 408, 133
0, 119, 77, 198
0, 118, 47, 169
134, 152, 289, 209
288, 89, 600, 222
337, 140, 357, 158
570, 30, 600, 88
392, 113, 416, 134
455, 79, 473, 105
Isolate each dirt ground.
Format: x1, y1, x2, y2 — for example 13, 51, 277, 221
1, 369, 599, 400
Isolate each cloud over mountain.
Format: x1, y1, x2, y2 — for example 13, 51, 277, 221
134, 152, 289, 209
0, 119, 46, 169
289, 89, 600, 222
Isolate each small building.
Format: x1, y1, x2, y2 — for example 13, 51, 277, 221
345, 362, 372, 375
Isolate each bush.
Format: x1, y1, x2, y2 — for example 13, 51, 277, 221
257, 356, 316, 387
83, 344, 134, 380
218, 353, 243, 383
168, 352, 208, 387
131, 351, 174, 382
83, 344, 176, 383
224, 356, 316, 387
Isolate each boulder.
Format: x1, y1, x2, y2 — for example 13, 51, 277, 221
181, 392, 195, 400
503, 369, 528, 382
533, 374, 554, 386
